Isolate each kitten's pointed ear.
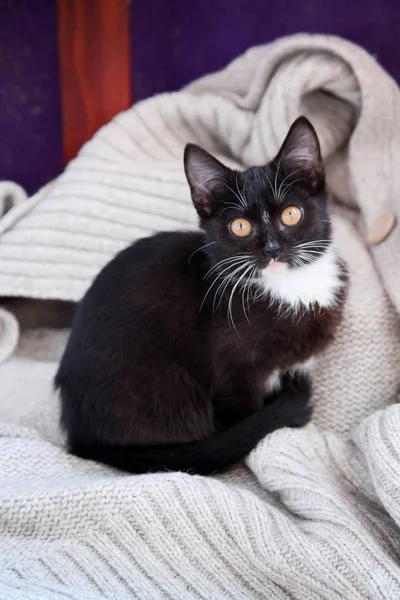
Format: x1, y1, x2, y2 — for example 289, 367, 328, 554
275, 117, 324, 191
184, 144, 230, 217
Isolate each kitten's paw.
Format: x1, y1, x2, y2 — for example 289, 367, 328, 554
281, 370, 312, 397
282, 394, 313, 428
268, 372, 313, 429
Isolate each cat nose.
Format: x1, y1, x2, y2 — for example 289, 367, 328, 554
263, 242, 281, 259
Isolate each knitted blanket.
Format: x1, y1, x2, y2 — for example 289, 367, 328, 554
1, 34, 400, 598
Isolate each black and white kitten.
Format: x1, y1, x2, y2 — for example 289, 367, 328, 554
56, 117, 347, 475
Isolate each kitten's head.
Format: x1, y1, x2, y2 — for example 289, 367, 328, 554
184, 117, 331, 275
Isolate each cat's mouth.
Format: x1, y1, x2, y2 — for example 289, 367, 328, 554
263, 258, 289, 274
266, 259, 287, 273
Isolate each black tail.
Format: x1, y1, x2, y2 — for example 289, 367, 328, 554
71, 382, 311, 475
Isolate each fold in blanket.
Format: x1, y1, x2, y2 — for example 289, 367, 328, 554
0, 307, 19, 363
1, 34, 400, 598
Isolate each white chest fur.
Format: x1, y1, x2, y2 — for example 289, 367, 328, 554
257, 248, 343, 311
260, 248, 343, 394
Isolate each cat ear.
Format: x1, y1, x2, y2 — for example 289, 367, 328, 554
184, 144, 230, 217
274, 117, 324, 191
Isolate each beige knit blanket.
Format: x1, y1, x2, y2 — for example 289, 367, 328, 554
1, 34, 400, 598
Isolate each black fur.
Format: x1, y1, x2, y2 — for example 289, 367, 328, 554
70, 374, 311, 475
55, 117, 347, 475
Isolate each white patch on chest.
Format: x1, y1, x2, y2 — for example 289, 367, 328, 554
257, 248, 343, 311
290, 357, 316, 373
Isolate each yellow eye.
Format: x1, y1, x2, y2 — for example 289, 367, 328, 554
281, 206, 302, 226
230, 218, 252, 237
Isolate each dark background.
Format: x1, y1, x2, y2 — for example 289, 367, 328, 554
1, 0, 399, 194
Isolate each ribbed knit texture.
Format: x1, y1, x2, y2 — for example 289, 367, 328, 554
1, 331, 400, 599
1, 34, 400, 598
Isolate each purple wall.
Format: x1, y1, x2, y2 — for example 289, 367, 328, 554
0, 0, 63, 195
1, 0, 399, 194
131, 0, 400, 101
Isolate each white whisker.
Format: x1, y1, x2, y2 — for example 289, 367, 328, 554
200, 258, 249, 312
273, 154, 284, 201
235, 172, 248, 209
220, 205, 242, 215
261, 169, 275, 198
188, 241, 215, 264
278, 177, 309, 203
227, 263, 255, 333
294, 240, 331, 248
213, 260, 251, 313
224, 182, 246, 209
276, 168, 306, 201
242, 265, 258, 322
204, 253, 252, 279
